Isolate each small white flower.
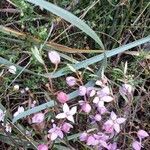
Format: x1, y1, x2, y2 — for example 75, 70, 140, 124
13, 85, 19, 91
8, 65, 16, 74
5, 123, 12, 133
13, 106, 24, 117
0, 109, 5, 122
56, 103, 77, 123
48, 51, 60, 65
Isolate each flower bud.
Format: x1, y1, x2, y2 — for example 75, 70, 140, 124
13, 85, 19, 91
61, 122, 73, 133
79, 86, 87, 96
57, 92, 68, 103
38, 144, 48, 150
48, 51, 60, 65
66, 76, 76, 86
8, 65, 16, 74
81, 102, 91, 113
32, 113, 45, 124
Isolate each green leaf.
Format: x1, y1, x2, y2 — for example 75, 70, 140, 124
25, 0, 104, 49
31, 46, 44, 64
12, 100, 54, 123
47, 36, 150, 78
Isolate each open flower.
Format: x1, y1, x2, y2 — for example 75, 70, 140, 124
32, 112, 45, 124
37, 144, 48, 150
13, 106, 24, 117
48, 124, 63, 141
79, 101, 91, 113
103, 111, 126, 133
56, 103, 77, 123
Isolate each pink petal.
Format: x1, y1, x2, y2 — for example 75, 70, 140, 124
137, 130, 149, 139
99, 140, 108, 148
56, 113, 66, 119
57, 130, 64, 139
110, 111, 117, 120
113, 123, 120, 133
93, 97, 100, 104
101, 96, 113, 102
98, 101, 104, 107
63, 103, 70, 113
132, 141, 141, 150
51, 132, 58, 141
37, 144, 48, 150
116, 118, 126, 124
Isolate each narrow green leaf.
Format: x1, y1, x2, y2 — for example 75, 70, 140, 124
25, 0, 104, 49
12, 100, 54, 123
31, 46, 44, 64
47, 36, 150, 78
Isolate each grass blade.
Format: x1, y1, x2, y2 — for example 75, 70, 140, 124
25, 0, 104, 49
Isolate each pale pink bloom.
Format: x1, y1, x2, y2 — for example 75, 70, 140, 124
0, 109, 5, 122
79, 101, 91, 113
8, 65, 16, 74
86, 87, 95, 97
66, 76, 76, 86
97, 86, 110, 98
86, 135, 99, 146
119, 84, 133, 95
132, 141, 141, 150
48, 124, 63, 141
57, 92, 68, 103
103, 123, 114, 133
13, 106, 24, 117
137, 130, 149, 140
61, 122, 73, 133
32, 112, 45, 124
56, 103, 77, 123
98, 106, 108, 114
104, 111, 126, 133
93, 97, 105, 108
48, 51, 60, 64
107, 142, 118, 150
94, 114, 102, 121
80, 132, 88, 141
79, 86, 87, 96
37, 144, 48, 150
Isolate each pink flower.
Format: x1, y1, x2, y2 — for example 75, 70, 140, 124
86, 87, 96, 97
61, 122, 73, 133
119, 84, 133, 95
86, 135, 99, 146
97, 86, 110, 98
94, 114, 102, 121
79, 101, 91, 113
132, 141, 141, 150
37, 144, 48, 150
80, 132, 88, 141
57, 92, 68, 103
104, 111, 126, 133
103, 123, 114, 133
32, 112, 45, 124
107, 142, 118, 150
79, 86, 87, 96
66, 76, 76, 86
56, 103, 77, 123
48, 51, 60, 65
137, 130, 149, 140
48, 124, 64, 141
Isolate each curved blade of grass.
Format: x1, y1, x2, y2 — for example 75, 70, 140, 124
47, 36, 150, 78
25, 0, 104, 49
12, 100, 54, 123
